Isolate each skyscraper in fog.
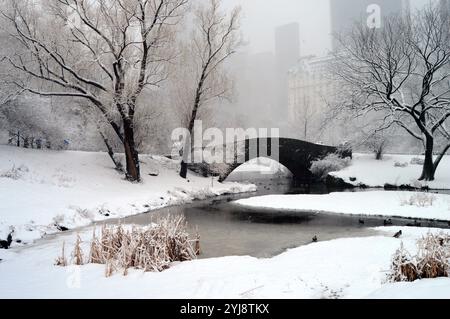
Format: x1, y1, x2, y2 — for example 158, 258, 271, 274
330, 0, 409, 51
274, 23, 300, 125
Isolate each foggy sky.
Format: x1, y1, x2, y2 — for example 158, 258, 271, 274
222, 0, 433, 56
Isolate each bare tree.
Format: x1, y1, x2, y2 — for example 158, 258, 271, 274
289, 95, 320, 142
179, 0, 240, 178
359, 124, 397, 160
73, 101, 124, 171
0, 0, 187, 181
0, 96, 65, 149
133, 102, 163, 152
332, 4, 450, 181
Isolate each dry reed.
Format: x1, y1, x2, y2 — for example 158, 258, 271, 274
56, 215, 199, 277
55, 241, 67, 266
389, 233, 450, 282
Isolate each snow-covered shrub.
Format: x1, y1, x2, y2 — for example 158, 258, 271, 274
394, 161, 408, 168
74, 207, 94, 220
416, 233, 449, 279
410, 157, 425, 165
364, 133, 388, 160
57, 215, 199, 276
52, 214, 66, 225
336, 141, 353, 159
0, 164, 29, 180
388, 243, 420, 282
410, 180, 425, 190
310, 153, 351, 180
52, 172, 75, 188
0, 167, 21, 180
388, 233, 450, 282
400, 193, 436, 207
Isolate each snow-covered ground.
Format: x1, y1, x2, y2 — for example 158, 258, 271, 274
0, 145, 256, 243
1, 226, 449, 299
367, 278, 450, 299
234, 191, 450, 221
330, 153, 450, 189
2, 146, 450, 299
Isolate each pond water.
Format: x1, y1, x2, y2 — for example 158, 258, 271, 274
115, 172, 450, 259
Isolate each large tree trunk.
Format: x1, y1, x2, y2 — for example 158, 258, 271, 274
123, 118, 140, 182
180, 161, 188, 179
179, 122, 197, 180
179, 135, 191, 179
419, 135, 435, 181
375, 141, 385, 160
23, 137, 29, 148
99, 131, 123, 172
179, 67, 206, 179
432, 142, 450, 177
304, 120, 307, 140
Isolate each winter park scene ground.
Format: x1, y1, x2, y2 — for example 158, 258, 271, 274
1, 0, 450, 303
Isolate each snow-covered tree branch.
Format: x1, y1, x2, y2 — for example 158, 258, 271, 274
332, 3, 450, 181
179, 0, 241, 178
1, 0, 188, 181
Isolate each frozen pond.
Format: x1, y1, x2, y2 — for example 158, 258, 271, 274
115, 174, 395, 258
116, 172, 450, 258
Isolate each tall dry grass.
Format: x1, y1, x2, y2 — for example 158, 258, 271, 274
389, 232, 450, 282
56, 215, 200, 277
55, 241, 67, 267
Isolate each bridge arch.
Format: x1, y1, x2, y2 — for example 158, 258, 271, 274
218, 138, 345, 182
226, 157, 293, 180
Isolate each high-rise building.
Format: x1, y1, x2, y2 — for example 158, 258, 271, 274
227, 51, 278, 128
330, 0, 408, 51
274, 23, 300, 125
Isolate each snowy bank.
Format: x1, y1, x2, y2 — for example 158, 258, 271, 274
330, 153, 450, 190
366, 278, 450, 299
234, 191, 450, 221
1, 226, 449, 298
0, 145, 256, 243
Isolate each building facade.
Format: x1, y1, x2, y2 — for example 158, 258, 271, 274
287, 55, 337, 143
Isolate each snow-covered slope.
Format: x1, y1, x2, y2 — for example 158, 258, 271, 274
0, 145, 256, 242
330, 153, 450, 190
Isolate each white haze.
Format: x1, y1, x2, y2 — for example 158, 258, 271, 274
223, 0, 433, 56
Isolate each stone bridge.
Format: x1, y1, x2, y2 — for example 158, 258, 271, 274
187, 138, 351, 182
